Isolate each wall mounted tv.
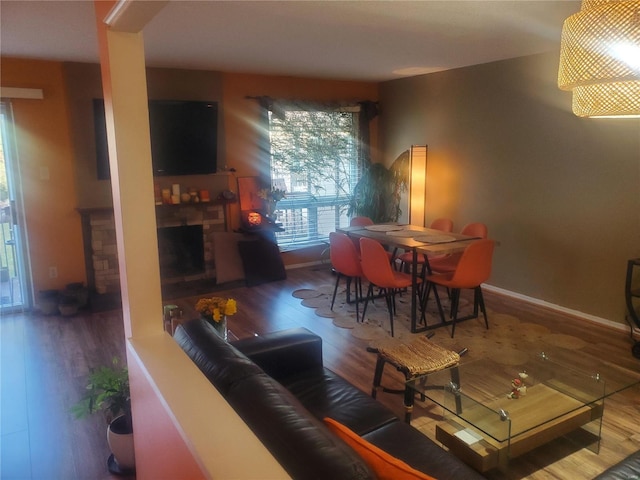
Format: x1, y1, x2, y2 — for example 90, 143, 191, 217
94, 99, 218, 179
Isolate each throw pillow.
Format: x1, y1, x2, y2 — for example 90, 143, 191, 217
237, 239, 286, 287
324, 417, 437, 480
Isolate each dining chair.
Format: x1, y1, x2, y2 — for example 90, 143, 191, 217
329, 232, 364, 322
429, 222, 489, 274
350, 215, 396, 262
396, 217, 454, 273
424, 239, 495, 337
360, 237, 420, 337
349, 216, 374, 227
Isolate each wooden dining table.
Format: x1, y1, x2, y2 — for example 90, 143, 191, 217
336, 223, 481, 333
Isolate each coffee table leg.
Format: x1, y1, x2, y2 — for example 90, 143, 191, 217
450, 366, 462, 415
404, 384, 414, 423
371, 356, 385, 398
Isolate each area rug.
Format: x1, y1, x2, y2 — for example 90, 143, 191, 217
292, 288, 323, 299
290, 285, 589, 363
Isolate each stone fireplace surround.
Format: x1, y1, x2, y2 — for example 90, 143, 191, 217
78, 203, 226, 294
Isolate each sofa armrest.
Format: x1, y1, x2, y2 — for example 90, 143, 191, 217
231, 327, 324, 381
594, 450, 640, 479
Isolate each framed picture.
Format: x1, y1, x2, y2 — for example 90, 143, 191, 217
237, 176, 263, 211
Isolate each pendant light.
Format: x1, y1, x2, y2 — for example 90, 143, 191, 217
558, 0, 640, 118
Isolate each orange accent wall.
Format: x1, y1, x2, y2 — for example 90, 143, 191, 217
0, 57, 86, 297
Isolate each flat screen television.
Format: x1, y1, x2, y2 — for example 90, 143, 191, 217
93, 99, 218, 179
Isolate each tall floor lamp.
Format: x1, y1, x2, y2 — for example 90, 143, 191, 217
408, 145, 428, 227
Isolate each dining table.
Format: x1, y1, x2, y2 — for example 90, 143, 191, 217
336, 223, 482, 333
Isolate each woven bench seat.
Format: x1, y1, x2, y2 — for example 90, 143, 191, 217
371, 336, 461, 423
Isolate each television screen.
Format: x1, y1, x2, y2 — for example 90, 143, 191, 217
94, 99, 218, 179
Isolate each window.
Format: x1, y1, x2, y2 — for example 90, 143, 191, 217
267, 105, 363, 249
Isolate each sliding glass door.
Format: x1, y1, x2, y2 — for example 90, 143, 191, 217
0, 101, 31, 311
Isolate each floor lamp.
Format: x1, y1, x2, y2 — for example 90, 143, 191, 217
409, 145, 428, 227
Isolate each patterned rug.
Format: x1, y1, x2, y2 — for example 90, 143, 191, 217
292, 284, 590, 366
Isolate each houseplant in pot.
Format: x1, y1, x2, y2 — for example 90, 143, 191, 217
72, 358, 135, 474
348, 150, 410, 223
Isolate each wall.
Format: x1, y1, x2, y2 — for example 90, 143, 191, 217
380, 51, 640, 324
0, 57, 87, 299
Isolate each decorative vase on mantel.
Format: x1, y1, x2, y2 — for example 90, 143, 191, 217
266, 200, 278, 221
203, 315, 228, 341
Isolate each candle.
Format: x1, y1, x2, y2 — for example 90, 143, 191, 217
161, 189, 171, 204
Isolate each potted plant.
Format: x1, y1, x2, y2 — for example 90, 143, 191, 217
72, 358, 135, 474
58, 292, 79, 317
348, 151, 410, 223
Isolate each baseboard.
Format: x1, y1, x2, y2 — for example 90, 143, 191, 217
284, 260, 326, 270
483, 283, 629, 334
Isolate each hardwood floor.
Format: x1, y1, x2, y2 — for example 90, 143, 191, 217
1, 263, 639, 479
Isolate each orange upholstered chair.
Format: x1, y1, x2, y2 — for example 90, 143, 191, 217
329, 232, 364, 322
397, 218, 454, 273
350, 216, 374, 227
350, 216, 395, 262
429, 218, 454, 232
360, 237, 420, 337
424, 239, 495, 337
428, 222, 488, 274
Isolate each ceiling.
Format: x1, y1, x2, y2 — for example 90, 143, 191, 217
1, 1, 581, 82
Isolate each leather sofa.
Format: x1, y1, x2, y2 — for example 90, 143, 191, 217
594, 450, 640, 479
174, 318, 485, 479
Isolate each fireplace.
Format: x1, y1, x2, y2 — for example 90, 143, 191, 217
78, 204, 226, 294
157, 225, 204, 279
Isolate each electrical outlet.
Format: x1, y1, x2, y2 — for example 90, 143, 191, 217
49, 267, 58, 279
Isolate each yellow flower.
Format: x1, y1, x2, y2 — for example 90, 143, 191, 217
195, 297, 237, 323
225, 298, 237, 316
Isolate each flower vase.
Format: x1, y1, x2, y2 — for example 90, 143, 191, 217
204, 315, 228, 341
266, 200, 278, 221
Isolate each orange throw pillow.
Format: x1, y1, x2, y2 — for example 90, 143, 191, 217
324, 417, 437, 480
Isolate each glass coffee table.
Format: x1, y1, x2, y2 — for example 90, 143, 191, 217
407, 352, 640, 473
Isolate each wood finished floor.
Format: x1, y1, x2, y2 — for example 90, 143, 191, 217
1, 263, 639, 479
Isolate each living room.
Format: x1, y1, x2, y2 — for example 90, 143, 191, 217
1, 1, 639, 478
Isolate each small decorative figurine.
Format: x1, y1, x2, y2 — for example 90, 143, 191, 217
517, 371, 528, 396
507, 372, 528, 399
507, 378, 523, 399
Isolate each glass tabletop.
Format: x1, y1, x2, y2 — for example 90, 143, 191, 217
407, 352, 640, 444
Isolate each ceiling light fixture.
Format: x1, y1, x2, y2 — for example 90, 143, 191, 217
558, 0, 640, 118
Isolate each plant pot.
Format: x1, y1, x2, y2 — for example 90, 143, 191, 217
58, 292, 79, 317
107, 415, 135, 473
64, 282, 89, 308
38, 289, 60, 315
58, 302, 79, 317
